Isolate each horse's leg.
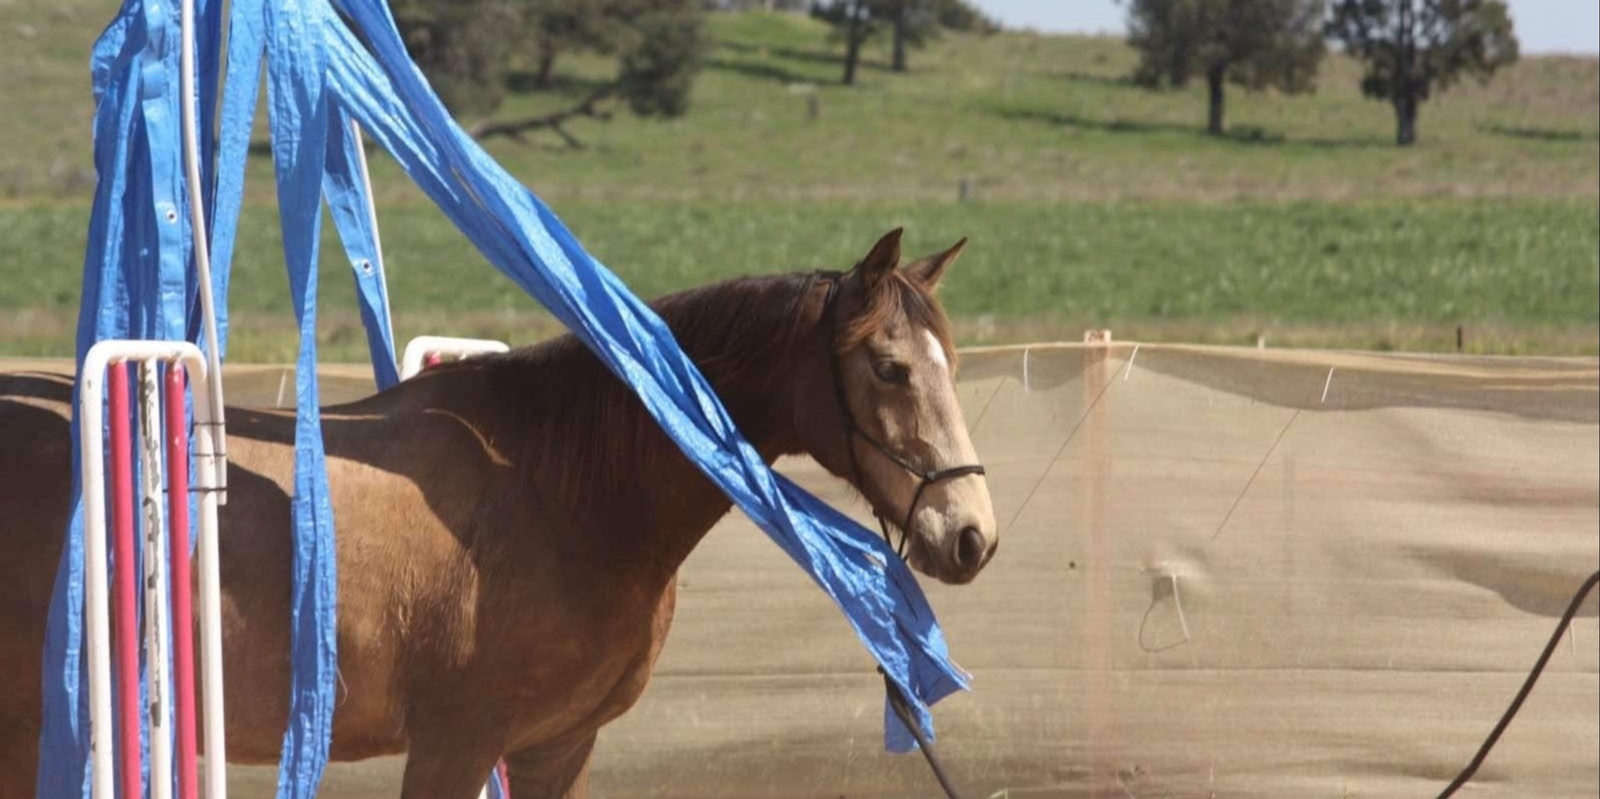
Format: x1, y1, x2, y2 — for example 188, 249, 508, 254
503, 732, 598, 799
398, 721, 505, 799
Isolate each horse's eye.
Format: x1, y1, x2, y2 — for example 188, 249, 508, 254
872, 360, 910, 385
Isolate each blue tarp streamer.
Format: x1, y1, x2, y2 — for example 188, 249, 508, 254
42, 0, 966, 795
262, 0, 343, 794
323, 104, 402, 391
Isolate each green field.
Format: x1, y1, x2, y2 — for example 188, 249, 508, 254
1, 6, 1596, 360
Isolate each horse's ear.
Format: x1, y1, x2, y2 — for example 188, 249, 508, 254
858, 228, 903, 293
904, 237, 968, 290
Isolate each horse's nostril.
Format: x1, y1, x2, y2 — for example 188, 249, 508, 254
955, 526, 987, 569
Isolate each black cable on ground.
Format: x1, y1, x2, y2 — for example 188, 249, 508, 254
881, 669, 965, 799
1436, 570, 1599, 799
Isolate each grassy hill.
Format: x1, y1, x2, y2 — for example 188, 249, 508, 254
0, 6, 1596, 360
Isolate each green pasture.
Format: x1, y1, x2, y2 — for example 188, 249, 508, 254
0, 8, 1595, 359
3, 198, 1594, 361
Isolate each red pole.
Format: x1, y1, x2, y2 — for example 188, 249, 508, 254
424, 352, 443, 370
166, 364, 199, 799
108, 362, 140, 799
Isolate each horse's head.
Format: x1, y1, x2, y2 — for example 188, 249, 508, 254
798, 229, 998, 585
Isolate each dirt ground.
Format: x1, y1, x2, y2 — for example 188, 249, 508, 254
10, 344, 1597, 798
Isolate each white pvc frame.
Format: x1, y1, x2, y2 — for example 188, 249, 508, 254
80, 340, 228, 799
400, 336, 511, 380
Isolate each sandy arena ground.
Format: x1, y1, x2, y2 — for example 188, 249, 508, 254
9, 344, 1597, 798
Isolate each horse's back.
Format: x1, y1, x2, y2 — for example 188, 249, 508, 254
0, 372, 76, 795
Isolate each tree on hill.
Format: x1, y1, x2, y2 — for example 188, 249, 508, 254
1327, 0, 1518, 146
1125, 0, 1327, 136
885, 0, 999, 70
707, 0, 811, 8
522, 0, 622, 90
392, 0, 707, 146
887, 0, 931, 72
392, 0, 523, 117
811, 0, 881, 85
811, 0, 995, 83
932, 0, 1000, 34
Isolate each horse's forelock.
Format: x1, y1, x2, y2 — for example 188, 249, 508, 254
838, 270, 956, 365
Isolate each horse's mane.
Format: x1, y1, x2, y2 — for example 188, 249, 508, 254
462, 269, 952, 512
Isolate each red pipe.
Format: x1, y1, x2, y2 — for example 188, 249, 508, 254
166, 364, 199, 799
424, 352, 443, 370
108, 363, 140, 799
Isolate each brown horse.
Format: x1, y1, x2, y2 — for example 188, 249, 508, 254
0, 228, 997, 798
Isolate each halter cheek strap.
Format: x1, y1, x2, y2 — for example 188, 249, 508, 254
819, 272, 987, 557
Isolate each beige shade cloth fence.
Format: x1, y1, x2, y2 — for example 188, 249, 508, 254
581, 344, 1598, 799
15, 342, 1596, 798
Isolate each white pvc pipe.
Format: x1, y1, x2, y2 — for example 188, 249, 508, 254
139, 361, 175, 799
400, 336, 511, 380
179, 0, 228, 506
175, 2, 230, 791
81, 340, 214, 799
191, 390, 227, 799
78, 355, 117, 799
349, 119, 398, 374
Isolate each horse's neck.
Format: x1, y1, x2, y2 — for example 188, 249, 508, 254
462, 277, 813, 582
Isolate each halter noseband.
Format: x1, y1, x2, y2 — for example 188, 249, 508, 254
817, 270, 987, 558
